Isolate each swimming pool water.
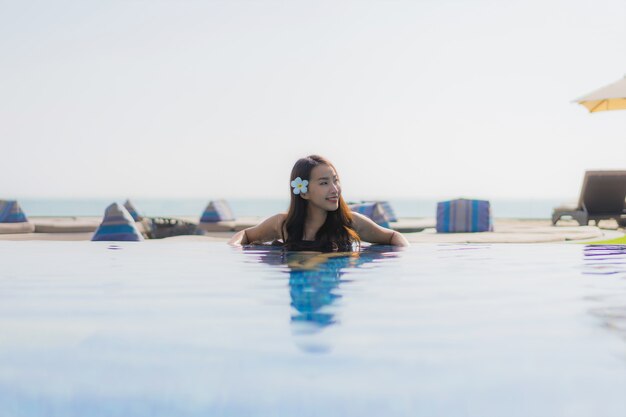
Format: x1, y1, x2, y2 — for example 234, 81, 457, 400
1, 242, 626, 417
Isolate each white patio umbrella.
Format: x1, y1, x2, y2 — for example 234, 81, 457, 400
575, 75, 626, 113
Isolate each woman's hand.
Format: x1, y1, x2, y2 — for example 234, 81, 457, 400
228, 229, 249, 246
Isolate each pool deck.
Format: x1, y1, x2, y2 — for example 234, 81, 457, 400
0, 217, 623, 243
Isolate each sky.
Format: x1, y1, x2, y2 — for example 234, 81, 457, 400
1, 0, 625, 201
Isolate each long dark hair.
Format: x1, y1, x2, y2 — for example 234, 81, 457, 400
282, 155, 360, 251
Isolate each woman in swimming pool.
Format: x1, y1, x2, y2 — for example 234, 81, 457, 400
229, 155, 409, 250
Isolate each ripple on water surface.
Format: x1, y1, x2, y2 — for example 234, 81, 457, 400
1, 242, 626, 417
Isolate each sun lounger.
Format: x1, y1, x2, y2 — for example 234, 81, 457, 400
118, 200, 200, 238
145, 217, 203, 239
33, 218, 99, 233
552, 171, 626, 226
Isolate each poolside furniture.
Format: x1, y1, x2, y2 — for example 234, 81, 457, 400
436, 198, 493, 233
92, 203, 144, 241
374, 201, 397, 222
371, 201, 397, 222
33, 218, 99, 233
198, 200, 237, 232
200, 200, 235, 222
123, 199, 143, 221
552, 171, 626, 226
145, 217, 202, 239
349, 201, 435, 232
349, 202, 391, 228
120, 199, 202, 238
0, 200, 35, 234
353, 200, 397, 222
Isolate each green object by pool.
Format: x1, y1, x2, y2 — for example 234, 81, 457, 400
585, 234, 626, 245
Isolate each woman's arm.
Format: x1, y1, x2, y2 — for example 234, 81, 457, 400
228, 213, 286, 246
352, 213, 410, 247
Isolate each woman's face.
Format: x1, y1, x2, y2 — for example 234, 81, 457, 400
302, 164, 341, 211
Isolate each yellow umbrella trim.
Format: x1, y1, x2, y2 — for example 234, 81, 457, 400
580, 98, 626, 113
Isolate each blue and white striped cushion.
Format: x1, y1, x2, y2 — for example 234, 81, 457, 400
349, 202, 390, 228
92, 203, 144, 241
200, 200, 235, 223
0, 200, 28, 223
378, 201, 398, 222
123, 199, 142, 222
436, 199, 492, 233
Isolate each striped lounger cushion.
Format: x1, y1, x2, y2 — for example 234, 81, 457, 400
0, 200, 35, 234
123, 199, 142, 222
200, 200, 235, 223
0, 200, 28, 223
436, 199, 493, 233
92, 203, 144, 241
349, 202, 390, 228
376, 201, 398, 223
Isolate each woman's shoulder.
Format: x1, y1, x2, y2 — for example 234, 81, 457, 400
266, 212, 287, 223
264, 213, 287, 232
245, 213, 287, 244
269, 213, 288, 241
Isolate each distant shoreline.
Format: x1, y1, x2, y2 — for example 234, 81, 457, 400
15, 198, 568, 219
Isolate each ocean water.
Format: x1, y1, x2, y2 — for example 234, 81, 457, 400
1, 242, 626, 417
18, 198, 565, 219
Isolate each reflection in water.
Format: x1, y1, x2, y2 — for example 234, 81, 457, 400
242, 245, 400, 343
583, 245, 626, 275
583, 245, 626, 341
288, 253, 346, 327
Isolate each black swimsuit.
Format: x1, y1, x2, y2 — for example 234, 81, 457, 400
284, 240, 353, 252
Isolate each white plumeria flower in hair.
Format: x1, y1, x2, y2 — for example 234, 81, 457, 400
291, 177, 308, 195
